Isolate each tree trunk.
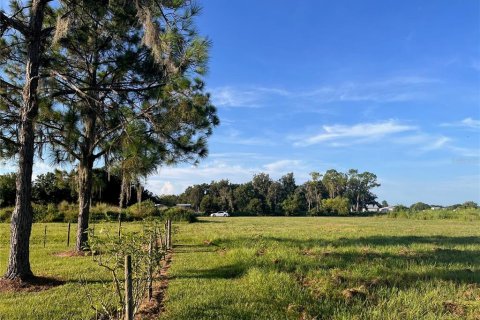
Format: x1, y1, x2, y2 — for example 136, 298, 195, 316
75, 159, 94, 251
4, 0, 47, 280
356, 194, 360, 212
136, 181, 142, 207
75, 107, 96, 251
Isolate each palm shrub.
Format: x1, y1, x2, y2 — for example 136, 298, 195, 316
161, 207, 197, 223
126, 200, 159, 220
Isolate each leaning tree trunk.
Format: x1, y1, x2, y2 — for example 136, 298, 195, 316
5, 0, 47, 280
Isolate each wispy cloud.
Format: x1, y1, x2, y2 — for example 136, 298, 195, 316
211, 76, 439, 108
292, 120, 416, 147
210, 87, 266, 108
299, 77, 438, 104
441, 117, 480, 129
422, 136, 451, 151
213, 129, 277, 146
263, 159, 302, 172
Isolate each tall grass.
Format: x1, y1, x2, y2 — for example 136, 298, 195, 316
386, 208, 480, 221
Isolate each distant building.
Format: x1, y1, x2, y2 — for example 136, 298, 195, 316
430, 206, 443, 210
364, 204, 381, 212
176, 203, 192, 208
379, 206, 396, 213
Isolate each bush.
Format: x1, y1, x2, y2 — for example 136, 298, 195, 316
58, 201, 78, 222
0, 206, 13, 222
161, 207, 197, 223
32, 203, 64, 222
126, 200, 159, 220
410, 202, 430, 211
386, 208, 480, 221
91, 202, 120, 221
321, 197, 350, 215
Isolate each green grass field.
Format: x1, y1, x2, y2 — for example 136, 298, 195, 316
1, 217, 479, 319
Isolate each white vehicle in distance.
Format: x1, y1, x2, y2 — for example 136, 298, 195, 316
210, 211, 229, 217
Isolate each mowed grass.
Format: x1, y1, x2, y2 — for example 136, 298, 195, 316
162, 217, 480, 320
0, 217, 479, 319
0, 222, 145, 320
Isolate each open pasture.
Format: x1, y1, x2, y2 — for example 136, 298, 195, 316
0, 217, 479, 319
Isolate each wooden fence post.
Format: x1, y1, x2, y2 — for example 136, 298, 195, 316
67, 222, 71, 247
168, 219, 172, 250
118, 213, 122, 239
125, 255, 133, 320
43, 225, 47, 248
164, 221, 169, 250
159, 227, 164, 255
148, 235, 153, 300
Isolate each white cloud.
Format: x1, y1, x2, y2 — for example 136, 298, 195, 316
145, 162, 256, 195
422, 136, 451, 151
210, 76, 438, 108
394, 134, 451, 151
263, 160, 302, 173
145, 158, 310, 195
441, 117, 480, 129
293, 120, 416, 147
462, 118, 480, 128
210, 87, 264, 108
158, 181, 175, 195
213, 129, 277, 146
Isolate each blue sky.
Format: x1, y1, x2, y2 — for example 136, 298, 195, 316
147, 0, 480, 205
1, 0, 479, 205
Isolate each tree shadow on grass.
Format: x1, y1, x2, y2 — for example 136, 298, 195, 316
173, 264, 245, 280
174, 234, 480, 285
213, 235, 480, 252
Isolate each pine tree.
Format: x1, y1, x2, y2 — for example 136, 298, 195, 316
42, 1, 218, 251
0, 0, 56, 280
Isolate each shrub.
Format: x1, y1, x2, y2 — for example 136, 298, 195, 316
32, 203, 48, 222
393, 205, 409, 212
321, 197, 350, 215
58, 201, 78, 222
410, 202, 430, 211
161, 207, 197, 223
91, 202, 120, 221
126, 200, 159, 220
0, 206, 13, 222
386, 208, 480, 221
32, 203, 64, 222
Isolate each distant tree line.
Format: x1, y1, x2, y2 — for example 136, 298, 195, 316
0, 169, 157, 208
160, 169, 381, 216
394, 201, 478, 212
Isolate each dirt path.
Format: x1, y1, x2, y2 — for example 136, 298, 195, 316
135, 251, 173, 320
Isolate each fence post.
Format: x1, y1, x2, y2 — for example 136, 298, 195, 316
43, 225, 47, 248
158, 227, 164, 255
168, 219, 172, 250
148, 235, 153, 300
164, 221, 169, 250
118, 213, 122, 239
153, 227, 160, 263
67, 222, 71, 247
125, 255, 133, 320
